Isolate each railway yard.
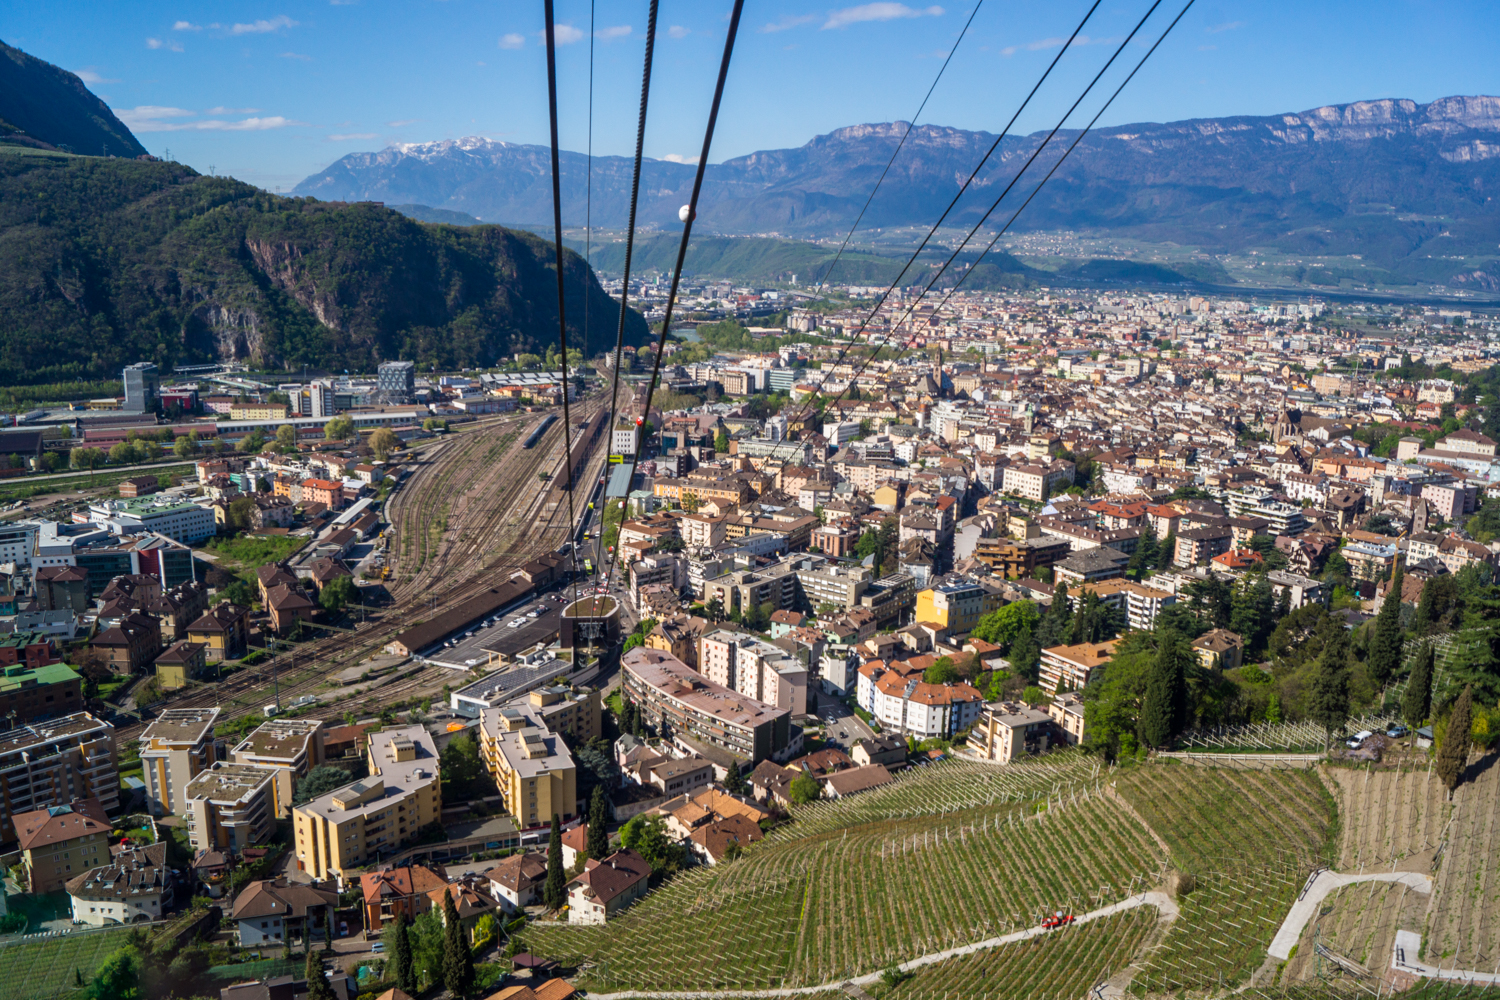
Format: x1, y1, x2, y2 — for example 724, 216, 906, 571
112, 390, 624, 744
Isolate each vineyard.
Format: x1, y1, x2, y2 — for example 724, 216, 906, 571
3, 928, 133, 1000
1281, 879, 1428, 983
1421, 753, 1500, 973
526, 754, 1166, 992
1326, 765, 1452, 870
883, 910, 1159, 1000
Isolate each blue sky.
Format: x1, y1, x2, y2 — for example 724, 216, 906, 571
5, 1, 1498, 192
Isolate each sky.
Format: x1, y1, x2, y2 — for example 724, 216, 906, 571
5, 0, 1499, 193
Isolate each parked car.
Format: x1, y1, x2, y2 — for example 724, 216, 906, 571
371, 942, 385, 953
1346, 730, 1373, 749
1386, 724, 1409, 739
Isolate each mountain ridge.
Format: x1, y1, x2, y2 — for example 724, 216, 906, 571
0, 38, 147, 157
293, 95, 1500, 275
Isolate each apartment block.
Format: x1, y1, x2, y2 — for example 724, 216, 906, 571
1039, 640, 1118, 695
231, 718, 327, 818
140, 707, 221, 818
183, 763, 277, 853
699, 630, 808, 715
479, 706, 578, 831
292, 726, 442, 880
13, 797, 111, 892
966, 701, 1053, 764
623, 647, 792, 764
0, 713, 118, 843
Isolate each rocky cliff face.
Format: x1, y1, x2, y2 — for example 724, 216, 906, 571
294, 95, 1500, 256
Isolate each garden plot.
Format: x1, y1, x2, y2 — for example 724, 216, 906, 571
527, 786, 1162, 993
883, 910, 1158, 1000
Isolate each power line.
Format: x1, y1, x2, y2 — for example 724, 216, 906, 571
596, 0, 747, 602
544, 0, 582, 612
600, 0, 663, 577
812, 0, 986, 294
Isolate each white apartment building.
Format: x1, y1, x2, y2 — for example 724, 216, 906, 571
699, 630, 809, 715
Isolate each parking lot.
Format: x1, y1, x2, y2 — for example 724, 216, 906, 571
424, 594, 565, 669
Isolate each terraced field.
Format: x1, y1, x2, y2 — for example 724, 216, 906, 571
1326, 764, 1453, 870
3, 928, 133, 1000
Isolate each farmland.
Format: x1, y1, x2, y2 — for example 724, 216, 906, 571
2, 927, 133, 1000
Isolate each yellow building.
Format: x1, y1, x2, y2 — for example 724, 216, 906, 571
229, 403, 291, 421
292, 726, 442, 881
13, 798, 111, 893
479, 706, 578, 831
140, 707, 220, 818
913, 581, 993, 635
231, 718, 326, 817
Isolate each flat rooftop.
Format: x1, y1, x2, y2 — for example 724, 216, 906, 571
623, 647, 788, 731
0, 713, 112, 758
142, 707, 221, 747
185, 764, 275, 805
234, 719, 322, 761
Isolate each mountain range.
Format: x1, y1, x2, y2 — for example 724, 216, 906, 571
297, 97, 1500, 276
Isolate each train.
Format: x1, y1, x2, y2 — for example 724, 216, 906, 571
520, 413, 559, 449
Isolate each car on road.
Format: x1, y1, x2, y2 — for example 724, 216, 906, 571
371, 942, 385, 953
1386, 724, 1409, 739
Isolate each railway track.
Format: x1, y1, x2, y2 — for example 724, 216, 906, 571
112, 393, 623, 742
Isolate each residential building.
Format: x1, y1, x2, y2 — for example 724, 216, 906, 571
0, 713, 118, 843
231, 719, 327, 817
183, 764, 278, 853
155, 640, 208, 690
1267, 570, 1326, 610
67, 842, 173, 926
233, 878, 340, 947
86, 498, 216, 544
91, 611, 163, 675
140, 707, 221, 818
1039, 640, 1118, 695
565, 848, 652, 924
699, 630, 809, 715
13, 798, 111, 893
358, 864, 449, 933
483, 852, 549, 914
186, 602, 251, 662
0, 661, 83, 725
1048, 692, 1086, 745
966, 701, 1052, 763
622, 647, 793, 764
1192, 628, 1245, 671
478, 706, 578, 831
293, 727, 443, 881
913, 581, 989, 635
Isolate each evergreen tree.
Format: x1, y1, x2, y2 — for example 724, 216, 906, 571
1275, 586, 1292, 621
323, 909, 335, 953
587, 786, 610, 861
725, 759, 747, 795
1368, 566, 1406, 686
304, 950, 335, 1000
1403, 642, 1434, 729
632, 711, 644, 740
1067, 596, 1089, 645
1436, 685, 1474, 794
1009, 623, 1041, 680
1158, 530, 1177, 570
1411, 577, 1441, 636
1037, 582, 1070, 648
1230, 576, 1276, 657
1138, 626, 1187, 749
1128, 525, 1158, 580
390, 911, 417, 994
544, 814, 566, 910
1308, 629, 1351, 749
441, 889, 474, 998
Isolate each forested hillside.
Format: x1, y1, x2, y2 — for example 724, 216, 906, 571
0, 147, 646, 384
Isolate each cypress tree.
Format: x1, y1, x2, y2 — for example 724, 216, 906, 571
1436, 685, 1474, 794
1402, 642, 1434, 729
1158, 531, 1177, 570
1139, 626, 1186, 749
1308, 629, 1350, 750
1410, 579, 1438, 636
390, 911, 416, 994
725, 759, 746, 796
304, 950, 334, 1000
1275, 586, 1292, 621
441, 888, 474, 998
587, 785, 610, 861
1368, 565, 1406, 686
543, 814, 566, 910
323, 909, 335, 953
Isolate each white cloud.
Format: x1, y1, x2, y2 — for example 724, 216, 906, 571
822, 4, 943, 30
386, 119, 420, 127
760, 14, 816, 33
205, 106, 262, 114
548, 24, 585, 44
231, 15, 298, 35
74, 69, 119, 84
172, 20, 201, 31
499, 32, 525, 49
1205, 20, 1245, 33
596, 25, 632, 40
280, 51, 312, 60
661, 153, 699, 164
1001, 34, 1115, 56
116, 106, 303, 131
145, 38, 184, 52
667, 25, 690, 39
329, 133, 379, 141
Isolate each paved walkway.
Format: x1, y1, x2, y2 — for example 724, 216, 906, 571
583, 892, 1179, 999
1267, 869, 1432, 960
1393, 930, 1500, 984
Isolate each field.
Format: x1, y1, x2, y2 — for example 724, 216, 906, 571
525, 755, 1354, 996
884, 910, 1159, 1000
1, 927, 134, 1000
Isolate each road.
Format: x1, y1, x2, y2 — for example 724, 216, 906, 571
812, 688, 876, 752
1267, 869, 1431, 960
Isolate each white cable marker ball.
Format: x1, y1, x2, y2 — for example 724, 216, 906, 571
678, 204, 694, 223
